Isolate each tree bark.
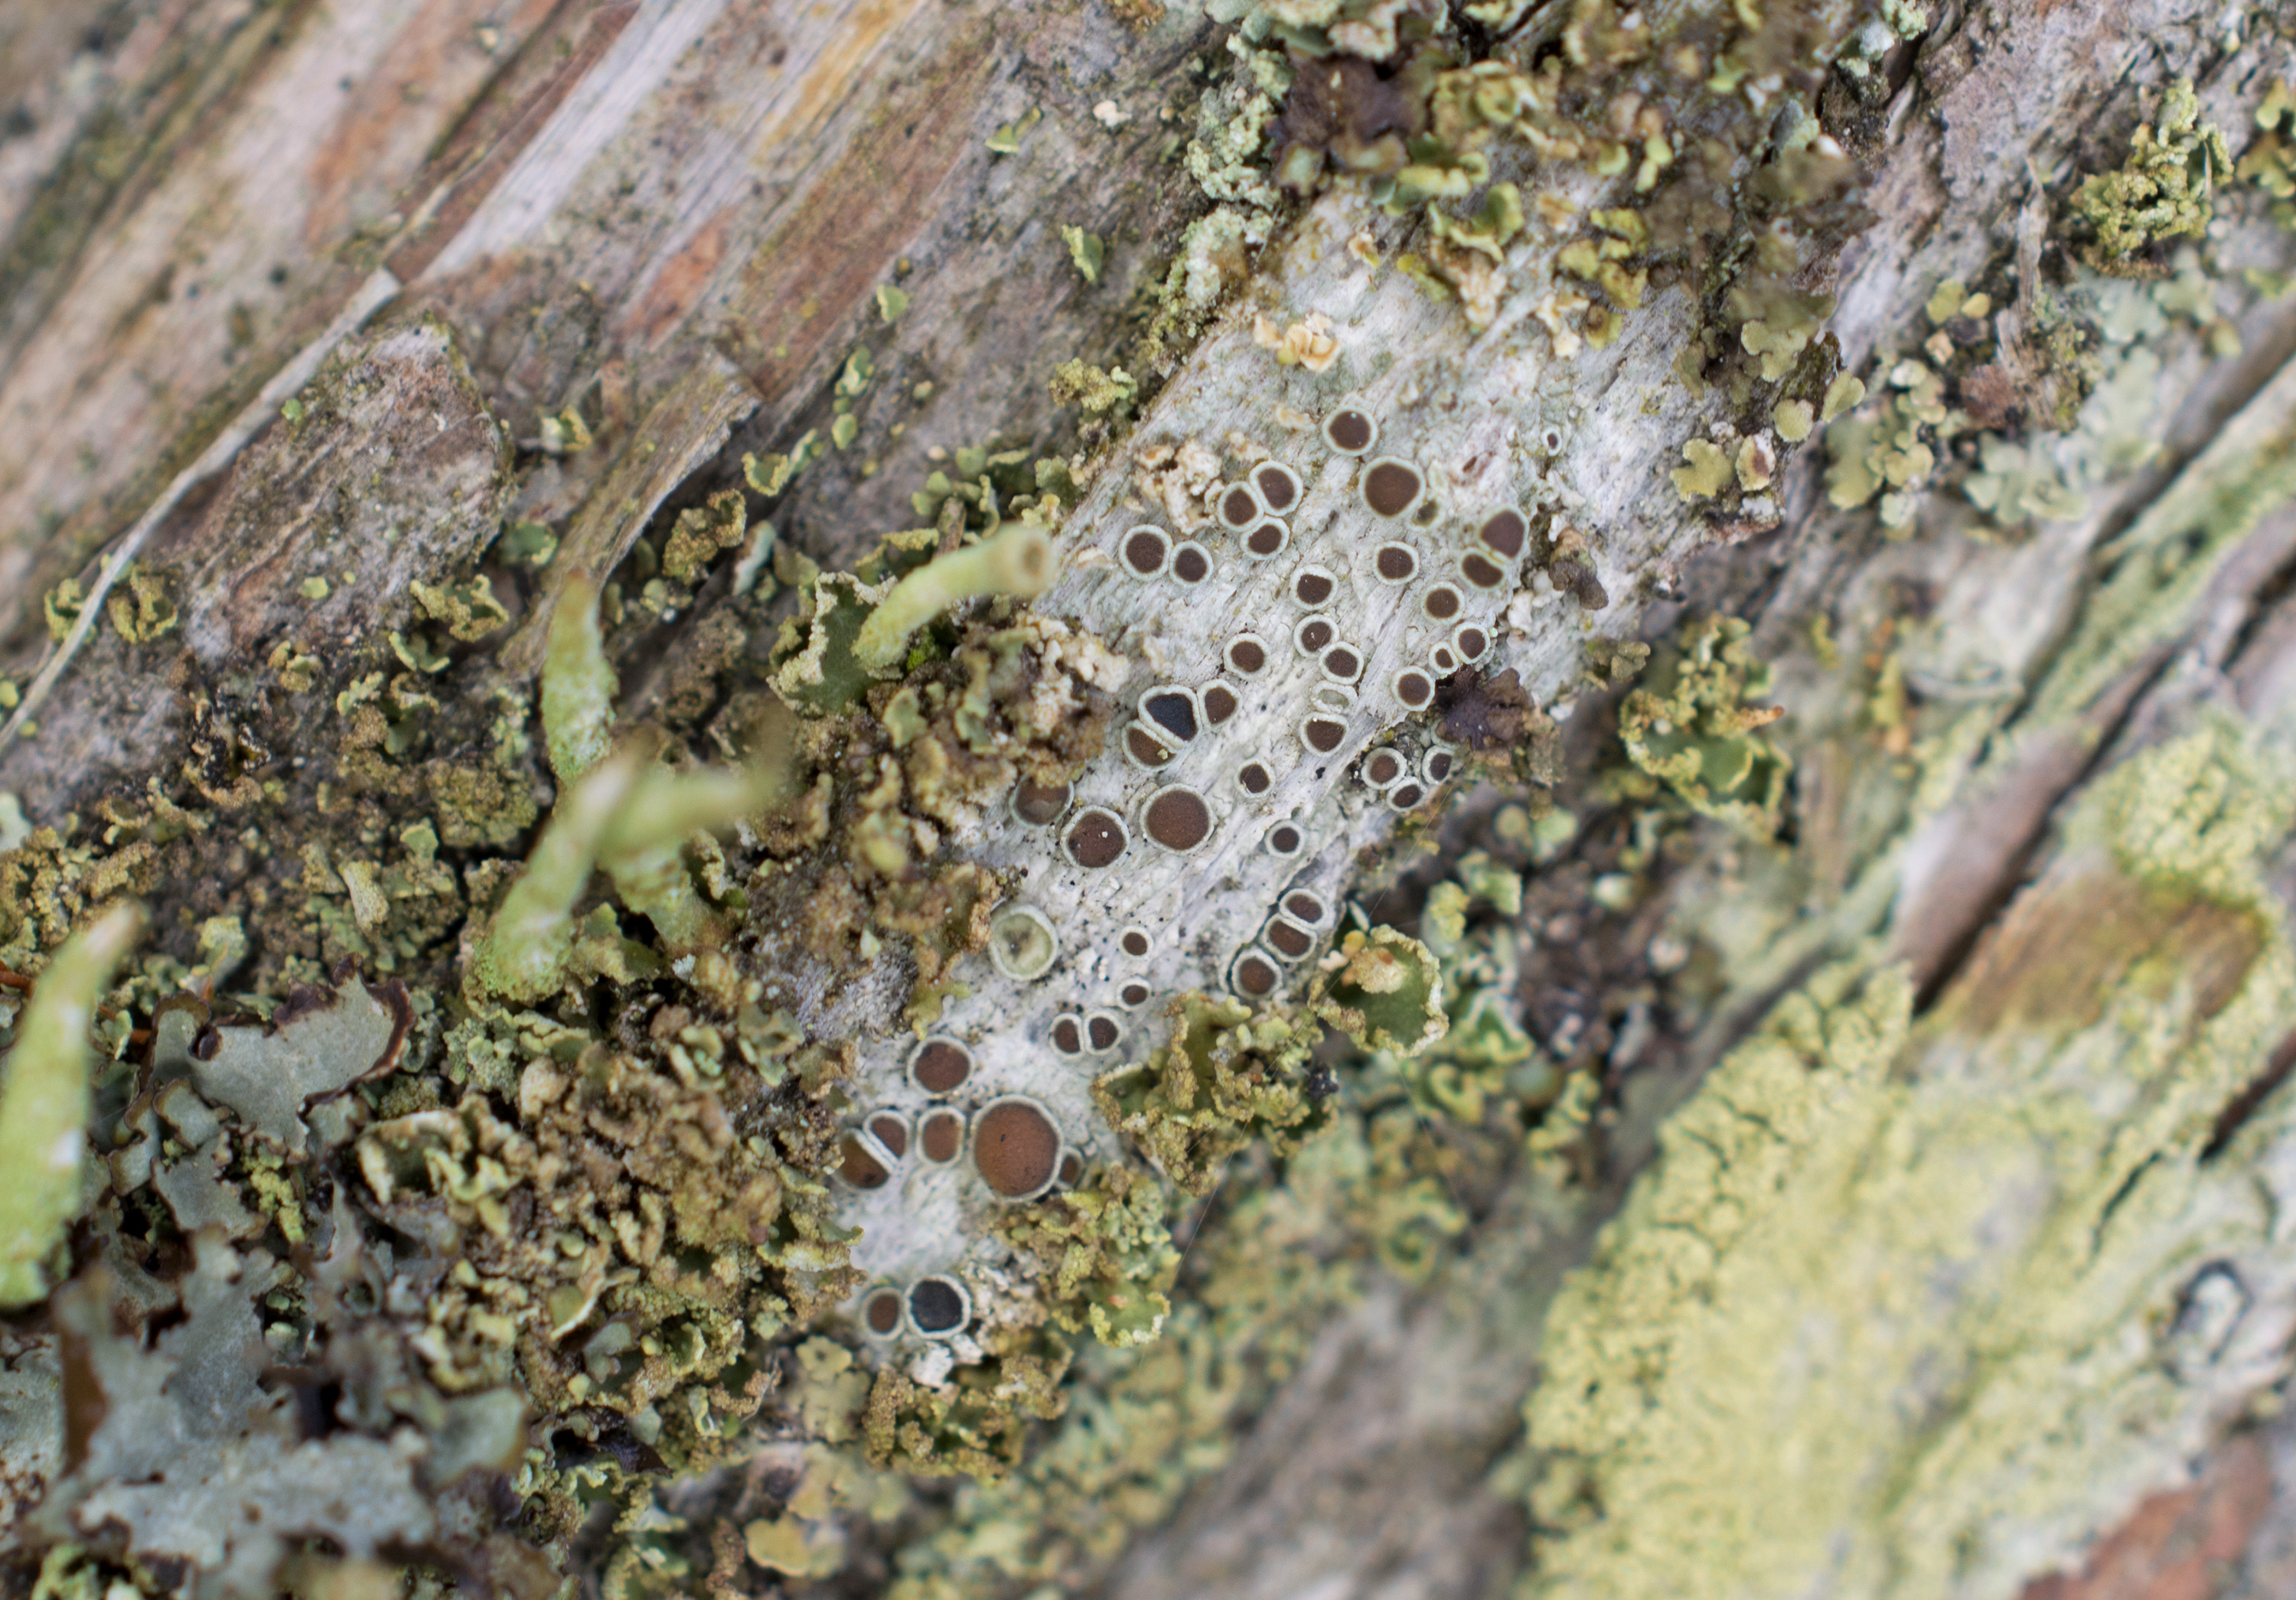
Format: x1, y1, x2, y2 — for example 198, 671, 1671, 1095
2, 2, 2295, 1598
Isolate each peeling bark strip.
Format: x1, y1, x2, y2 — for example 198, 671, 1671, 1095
2, 1, 2295, 1598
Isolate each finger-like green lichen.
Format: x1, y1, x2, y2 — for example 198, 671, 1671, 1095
0, 903, 142, 1307
469, 753, 642, 1002
541, 569, 618, 785
849, 521, 1055, 676
597, 763, 770, 956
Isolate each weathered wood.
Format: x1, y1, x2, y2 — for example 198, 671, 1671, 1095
0, 0, 1218, 805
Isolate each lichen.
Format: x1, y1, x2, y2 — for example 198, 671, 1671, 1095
850, 523, 1055, 675
1610, 616, 1789, 834
996, 1164, 1180, 1347
0, 905, 142, 1307
2237, 79, 2296, 226
4, 5, 2221, 1594
1092, 995, 1326, 1195
2072, 78, 2231, 268
1388, 853, 1547, 1124
1311, 925, 1446, 1057
1823, 357, 1958, 534
1522, 720, 2296, 1600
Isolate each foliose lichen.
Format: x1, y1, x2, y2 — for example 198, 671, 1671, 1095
2073, 78, 2232, 268
1609, 616, 1789, 835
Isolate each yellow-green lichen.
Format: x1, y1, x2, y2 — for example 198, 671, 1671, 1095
1092, 995, 1325, 1194
1392, 855, 1547, 1124
0, 904, 143, 1306
997, 1164, 1180, 1347
1823, 357, 1956, 533
2073, 78, 2230, 267
1668, 438, 1733, 501
104, 563, 178, 643
659, 489, 748, 585
1049, 359, 1140, 415
1522, 719, 2296, 1600
2238, 79, 2295, 225
1061, 225, 1106, 285
1610, 615, 1789, 834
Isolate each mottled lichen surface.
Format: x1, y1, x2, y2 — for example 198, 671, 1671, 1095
5, 2, 2296, 1600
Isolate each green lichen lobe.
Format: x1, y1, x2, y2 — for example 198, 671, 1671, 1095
2073, 78, 2231, 268
1610, 616, 1789, 833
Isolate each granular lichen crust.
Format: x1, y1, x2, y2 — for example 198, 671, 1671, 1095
1523, 723, 2296, 1600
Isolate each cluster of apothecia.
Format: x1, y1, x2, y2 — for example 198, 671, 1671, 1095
837, 398, 1531, 1345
